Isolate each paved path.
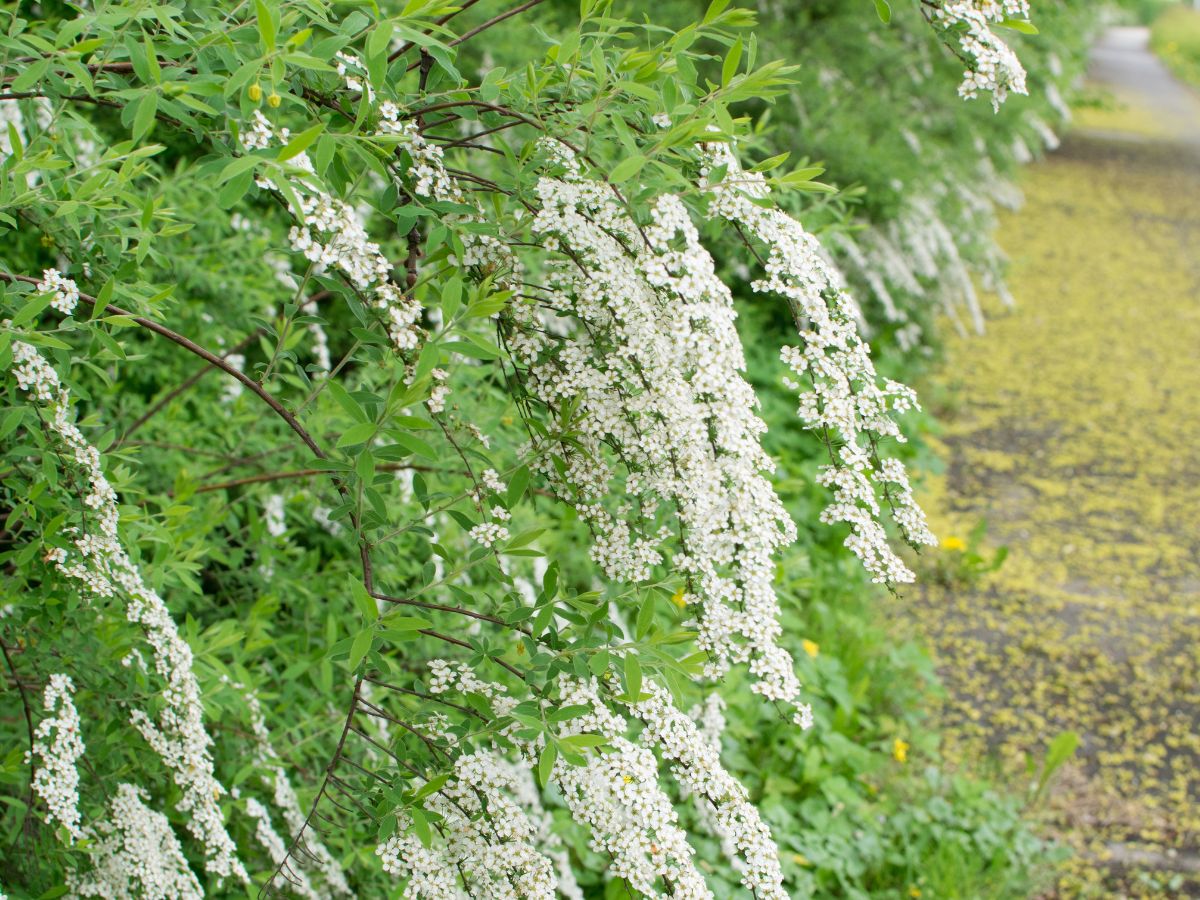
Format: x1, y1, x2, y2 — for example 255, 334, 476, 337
904, 27, 1200, 898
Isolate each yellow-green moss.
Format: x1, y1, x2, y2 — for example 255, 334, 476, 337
900, 117, 1200, 895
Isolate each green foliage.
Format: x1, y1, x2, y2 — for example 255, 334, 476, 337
1151, 4, 1200, 86
924, 518, 1009, 588
0, 0, 1105, 897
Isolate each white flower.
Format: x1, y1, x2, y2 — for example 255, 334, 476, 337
702, 142, 936, 587
468, 521, 510, 548
9, 341, 247, 883
29, 674, 85, 842
264, 493, 287, 538
514, 143, 807, 710
633, 684, 787, 898
36, 268, 80, 316
68, 784, 205, 899
933, 1, 1030, 110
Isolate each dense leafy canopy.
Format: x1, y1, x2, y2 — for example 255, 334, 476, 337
0, 1, 1102, 897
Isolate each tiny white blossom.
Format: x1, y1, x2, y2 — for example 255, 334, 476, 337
29, 674, 85, 842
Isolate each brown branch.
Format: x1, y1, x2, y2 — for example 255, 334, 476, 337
0, 272, 327, 460
1, 640, 38, 842
118, 328, 266, 444
446, 0, 552, 50
387, 0, 485, 62
370, 591, 531, 635
192, 463, 447, 495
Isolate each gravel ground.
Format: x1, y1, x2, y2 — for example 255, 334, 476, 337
899, 26, 1200, 899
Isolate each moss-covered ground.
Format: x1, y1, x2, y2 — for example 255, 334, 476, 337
900, 39, 1200, 898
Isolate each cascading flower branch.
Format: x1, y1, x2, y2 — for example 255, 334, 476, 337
0, 0, 1053, 895
29, 674, 85, 843
67, 783, 204, 900
931, 0, 1031, 109
9, 341, 248, 884
701, 141, 938, 585
506, 140, 811, 722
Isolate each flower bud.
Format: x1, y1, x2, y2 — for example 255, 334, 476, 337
267, 92, 281, 108
248, 83, 262, 102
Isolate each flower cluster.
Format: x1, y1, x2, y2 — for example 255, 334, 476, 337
507, 142, 808, 716
8, 341, 247, 883
239, 685, 352, 897
36, 268, 80, 315
265, 493, 288, 538
385, 750, 561, 899
242, 110, 424, 354
378, 109, 518, 276
468, 520, 510, 548
933, 1, 1030, 110
632, 685, 786, 898
702, 143, 936, 584
424, 664, 784, 898
68, 784, 204, 899
29, 673, 85, 842
245, 796, 321, 900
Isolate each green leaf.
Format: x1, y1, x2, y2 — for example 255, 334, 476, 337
337, 422, 377, 448
409, 807, 432, 848
702, 0, 733, 25
505, 528, 544, 550
635, 595, 655, 640
609, 155, 646, 184
559, 732, 606, 749
328, 380, 368, 421
132, 92, 158, 143
721, 36, 743, 86
874, 0, 892, 25
588, 650, 609, 678
255, 0, 277, 52
999, 18, 1038, 34
350, 576, 378, 620
623, 653, 642, 701
441, 277, 463, 321
377, 812, 397, 842
379, 614, 431, 633
538, 742, 557, 788
367, 21, 393, 60
11, 58, 50, 93
278, 122, 325, 162
414, 773, 449, 800
10, 294, 52, 329
217, 155, 261, 185
1037, 730, 1079, 796
507, 467, 530, 506
348, 628, 373, 671
549, 704, 591, 723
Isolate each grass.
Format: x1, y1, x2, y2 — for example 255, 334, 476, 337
1151, 4, 1200, 87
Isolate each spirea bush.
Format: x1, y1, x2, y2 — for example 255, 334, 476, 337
0, 1, 1080, 897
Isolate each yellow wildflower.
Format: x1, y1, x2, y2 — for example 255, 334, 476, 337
670, 587, 687, 608
940, 535, 966, 552
802, 639, 819, 658
892, 737, 909, 763
791, 853, 810, 867
909, 888, 922, 898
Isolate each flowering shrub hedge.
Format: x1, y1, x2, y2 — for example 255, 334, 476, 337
0, 1, 1096, 897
